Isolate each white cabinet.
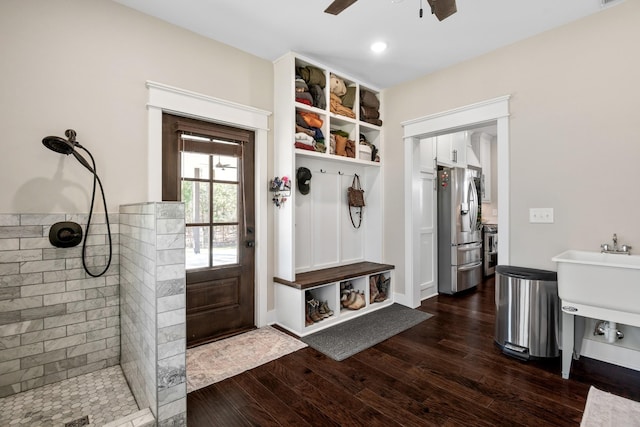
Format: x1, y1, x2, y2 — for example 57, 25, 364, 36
436, 131, 467, 167
480, 138, 492, 202
471, 132, 492, 202
435, 134, 453, 166
418, 138, 437, 299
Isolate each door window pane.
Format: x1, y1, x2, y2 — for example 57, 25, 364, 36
186, 226, 210, 270
213, 156, 238, 181
212, 183, 238, 222
185, 226, 238, 268
212, 225, 238, 266
182, 152, 210, 179
182, 181, 210, 223
180, 147, 240, 269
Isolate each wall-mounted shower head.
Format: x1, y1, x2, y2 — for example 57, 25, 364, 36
42, 129, 94, 173
42, 135, 75, 155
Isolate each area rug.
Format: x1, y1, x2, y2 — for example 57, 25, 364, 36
301, 303, 433, 361
186, 326, 307, 393
581, 386, 640, 426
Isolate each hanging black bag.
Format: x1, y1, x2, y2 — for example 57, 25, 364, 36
348, 174, 365, 228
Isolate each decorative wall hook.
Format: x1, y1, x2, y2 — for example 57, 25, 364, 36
270, 176, 291, 208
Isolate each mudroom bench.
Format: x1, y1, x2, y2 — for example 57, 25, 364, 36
274, 261, 395, 337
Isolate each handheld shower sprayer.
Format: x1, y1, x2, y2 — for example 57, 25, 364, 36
42, 129, 112, 277
42, 129, 94, 173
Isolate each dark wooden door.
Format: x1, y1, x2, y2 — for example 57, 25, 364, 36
162, 114, 255, 347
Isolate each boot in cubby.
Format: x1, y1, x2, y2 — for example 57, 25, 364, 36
375, 274, 389, 302
369, 275, 379, 303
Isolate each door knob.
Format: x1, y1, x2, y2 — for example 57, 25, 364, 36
246, 240, 255, 248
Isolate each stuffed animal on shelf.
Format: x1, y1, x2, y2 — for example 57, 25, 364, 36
329, 73, 347, 97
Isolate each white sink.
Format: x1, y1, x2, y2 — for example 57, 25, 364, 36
552, 249, 640, 319
552, 249, 640, 379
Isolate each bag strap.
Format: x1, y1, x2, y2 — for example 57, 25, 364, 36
349, 206, 363, 228
352, 174, 361, 190
349, 174, 363, 228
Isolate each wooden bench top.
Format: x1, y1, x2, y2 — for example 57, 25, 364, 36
274, 261, 394, 290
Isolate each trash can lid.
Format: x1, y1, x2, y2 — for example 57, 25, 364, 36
496, 265, 557, 281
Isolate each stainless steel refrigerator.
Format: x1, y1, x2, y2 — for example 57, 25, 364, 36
437, 166, 483, 294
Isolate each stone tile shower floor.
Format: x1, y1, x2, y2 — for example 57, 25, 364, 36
0, 365, 138, 426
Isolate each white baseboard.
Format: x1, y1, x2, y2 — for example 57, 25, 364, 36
392, 292, 418, 308
420, 287, 438, 301
580, 338, 640, 372
264, 309, 278, 327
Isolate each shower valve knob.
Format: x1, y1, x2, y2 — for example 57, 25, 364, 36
49, 221, 83, 248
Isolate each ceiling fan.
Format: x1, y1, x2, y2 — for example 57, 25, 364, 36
324, 0, 457, 21
214, 156, 234, 170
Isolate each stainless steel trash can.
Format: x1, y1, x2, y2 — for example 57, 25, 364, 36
495, 265, 560, 360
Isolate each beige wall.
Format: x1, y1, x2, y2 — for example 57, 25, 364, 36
4, 0, 639, 305
384, 0, 640, 289
0, 0, 275, 310
0, 0, 273, 214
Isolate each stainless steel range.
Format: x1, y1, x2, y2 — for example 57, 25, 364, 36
483, 224, 498, 277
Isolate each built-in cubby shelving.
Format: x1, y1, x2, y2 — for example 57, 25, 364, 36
284, 52, 383, 165
273, 52, 388, 336
274, 262, 394, 336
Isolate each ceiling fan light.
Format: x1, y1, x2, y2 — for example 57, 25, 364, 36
370, 41, 387, 53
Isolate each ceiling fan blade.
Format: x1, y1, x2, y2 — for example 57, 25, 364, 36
324, 0, 357, 15
427, 0, 457, 21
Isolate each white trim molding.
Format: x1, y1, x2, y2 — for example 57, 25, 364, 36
146, 81, 272, 329
402, 95, 510, 308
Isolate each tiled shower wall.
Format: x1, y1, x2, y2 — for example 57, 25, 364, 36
119, 202, 186, 427
0, 213, 119, 398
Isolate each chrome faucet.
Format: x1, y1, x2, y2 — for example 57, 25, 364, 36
601, 233, 632, 255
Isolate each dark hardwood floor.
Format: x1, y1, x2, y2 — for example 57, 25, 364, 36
187, 277, 640, 426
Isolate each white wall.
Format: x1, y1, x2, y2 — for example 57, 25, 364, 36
384, 1, 640, 294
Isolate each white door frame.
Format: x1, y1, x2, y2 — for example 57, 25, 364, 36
145, 81, 272, 327
402, 95, 510, 308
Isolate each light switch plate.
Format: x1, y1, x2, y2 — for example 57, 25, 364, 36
529, 208, 554, 223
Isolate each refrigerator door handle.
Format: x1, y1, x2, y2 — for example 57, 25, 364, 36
460, 202, 469, 215
458, 261, 483, 272
469, 178, 479, 230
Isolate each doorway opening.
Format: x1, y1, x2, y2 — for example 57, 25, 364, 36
402, 95, 510, 308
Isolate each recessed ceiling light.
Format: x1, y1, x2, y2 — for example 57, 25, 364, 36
370, 41, 387, 53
